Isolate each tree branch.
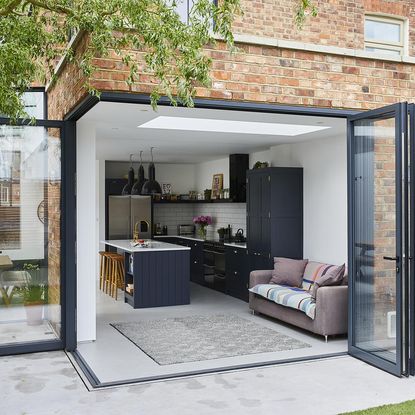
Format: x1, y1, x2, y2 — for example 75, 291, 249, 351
0, 0, 23, 16
26, 0, 74, 16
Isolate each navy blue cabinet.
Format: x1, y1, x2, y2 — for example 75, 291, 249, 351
247, 167, 303, 264
156, 237, 204, 285
225, 246, 250, 302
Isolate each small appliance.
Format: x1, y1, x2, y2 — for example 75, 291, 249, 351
177, 224, 195, 236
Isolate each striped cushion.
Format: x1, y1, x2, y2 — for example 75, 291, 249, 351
302, 262, 339, 292
249, 284, 316, 320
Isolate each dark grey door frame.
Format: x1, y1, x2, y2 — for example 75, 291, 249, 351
347, 102, 409, 377
63, 92, 357, 357
0, 117, 76, 355
409, 103, 415, 375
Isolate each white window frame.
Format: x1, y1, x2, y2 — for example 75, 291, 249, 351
0, 183, 10, 205
364, 14, 407, 56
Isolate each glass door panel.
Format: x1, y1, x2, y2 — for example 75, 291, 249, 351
348, 103, 407, 376
0, 125, 62, 348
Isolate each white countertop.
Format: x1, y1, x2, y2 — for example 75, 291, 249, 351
153, 235, 247, 249
102, 239, 191, 253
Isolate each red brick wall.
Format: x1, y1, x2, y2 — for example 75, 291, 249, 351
47, 0, 415, 118
233, 0, 415, 55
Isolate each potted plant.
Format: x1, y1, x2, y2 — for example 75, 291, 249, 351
21, 263, 47, 326
193, 215, 212, 239
217, 227, 226, 242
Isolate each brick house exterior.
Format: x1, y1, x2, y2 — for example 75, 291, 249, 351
47, 0, 415, 120
44, 0, 413, 351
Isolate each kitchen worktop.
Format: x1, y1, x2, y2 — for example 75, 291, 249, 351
102, 239, 191, 253
153, 234, 247, 249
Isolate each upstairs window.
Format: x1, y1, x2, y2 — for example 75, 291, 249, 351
175, 0, 215, 25
365, 15, 405, 56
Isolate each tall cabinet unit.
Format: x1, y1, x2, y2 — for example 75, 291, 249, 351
247, 167, 303, 269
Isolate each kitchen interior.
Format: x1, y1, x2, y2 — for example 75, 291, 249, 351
105, 152, 252, 303
75, 101, 348, 383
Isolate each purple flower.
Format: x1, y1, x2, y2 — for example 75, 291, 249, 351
193, 215, 212, 226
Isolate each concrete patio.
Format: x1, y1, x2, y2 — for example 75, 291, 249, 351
1, 352, 415, 415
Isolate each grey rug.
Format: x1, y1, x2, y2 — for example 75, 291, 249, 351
111, 314, 311, 365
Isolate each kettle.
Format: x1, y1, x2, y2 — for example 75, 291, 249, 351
235, 228, 245, 242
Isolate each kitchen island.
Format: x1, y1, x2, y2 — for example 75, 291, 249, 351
103, 240, 191, 308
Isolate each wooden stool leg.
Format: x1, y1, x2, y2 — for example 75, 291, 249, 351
103, 255, 108, 292
105, 256, 112, 295
117, 260, 125, 291
111, 259, 117, 299
114, 260, 118, 301
99, 254, 104, 291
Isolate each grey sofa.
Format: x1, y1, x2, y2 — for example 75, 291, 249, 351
249, 269, 348, 339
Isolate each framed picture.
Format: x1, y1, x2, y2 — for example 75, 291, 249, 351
162, 183, 172, 195
211, 173, 223, 199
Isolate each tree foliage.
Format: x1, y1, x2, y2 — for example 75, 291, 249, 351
0, 0, 316, 119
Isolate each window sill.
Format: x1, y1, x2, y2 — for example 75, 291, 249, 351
214, 33, 415, 64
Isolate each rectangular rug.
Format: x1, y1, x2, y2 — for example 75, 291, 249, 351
110, 314, 311, 365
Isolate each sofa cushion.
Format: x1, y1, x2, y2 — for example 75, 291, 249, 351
249, 284, 316, 319
270, 257, 308, 287
302, 261, 344, 292
310, 263, 346, 299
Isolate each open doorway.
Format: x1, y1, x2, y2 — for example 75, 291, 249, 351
74, 101, 349, 385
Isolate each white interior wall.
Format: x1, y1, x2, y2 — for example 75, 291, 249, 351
105, 161, 197, 195
251, 134, 348, 265
98, 160, 106, 256
76, 121, 97, 343
194, 157, 229, 193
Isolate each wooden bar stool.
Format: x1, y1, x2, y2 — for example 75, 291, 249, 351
109, 253, 125, 300
99, 251, 111, 292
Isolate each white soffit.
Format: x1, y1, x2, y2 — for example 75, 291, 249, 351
138, 116, 331, 136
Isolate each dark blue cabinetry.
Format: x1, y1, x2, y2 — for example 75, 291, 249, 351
247, 167, 303, 264
156, 237, 204, 285
124, 250, 190, 308
225, 246, 250, 302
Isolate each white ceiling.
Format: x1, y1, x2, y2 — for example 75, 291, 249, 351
81, 101, 347, 163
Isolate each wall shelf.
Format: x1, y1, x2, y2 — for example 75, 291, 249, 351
153, 199, 241, 204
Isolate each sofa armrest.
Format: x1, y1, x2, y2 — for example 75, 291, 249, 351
249, 270, 273, 288
314, 286, 348, 336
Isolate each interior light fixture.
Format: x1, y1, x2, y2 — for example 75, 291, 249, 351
138, 116, 331, 136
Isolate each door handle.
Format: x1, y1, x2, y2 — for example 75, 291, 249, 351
383, 256, 399, 262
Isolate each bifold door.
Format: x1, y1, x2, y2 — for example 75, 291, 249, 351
0, 118, 76, 355
348, 103, 409, 376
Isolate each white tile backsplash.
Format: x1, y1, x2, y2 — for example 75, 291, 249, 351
153, 204, 195, 235
194, 203, 246, 236
153, 203, 246, 237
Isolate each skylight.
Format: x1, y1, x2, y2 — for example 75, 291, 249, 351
138, 116, 330, 136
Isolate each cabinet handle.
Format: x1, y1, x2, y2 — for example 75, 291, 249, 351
234, 271, 238, 276
234, 250, 238, 254
194, 260, 198, 264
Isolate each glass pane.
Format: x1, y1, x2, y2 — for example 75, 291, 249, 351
0, 125, 61, 345
365, 46, 401, 56
170, 0, 188, 24
353, 116, 397, 363
365, 18, 401, 43
22, 92, 45, 119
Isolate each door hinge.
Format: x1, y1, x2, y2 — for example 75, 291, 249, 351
268, 175, 271, 182
268, 212, 271, 218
